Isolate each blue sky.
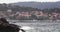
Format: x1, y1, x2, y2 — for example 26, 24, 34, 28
0, 0, 60, 3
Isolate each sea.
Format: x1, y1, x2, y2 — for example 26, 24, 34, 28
8, 20, 60, 32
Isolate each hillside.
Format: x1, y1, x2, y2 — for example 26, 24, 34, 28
10, 1, 60, 9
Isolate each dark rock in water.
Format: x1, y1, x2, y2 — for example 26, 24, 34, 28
20, 29, 26, 32
0, 18, 9, 24
9, 24, 20, 32
0, 24, 20, 32
0, 18, 20, 32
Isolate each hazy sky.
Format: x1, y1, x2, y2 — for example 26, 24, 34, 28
0, 0, 60, 3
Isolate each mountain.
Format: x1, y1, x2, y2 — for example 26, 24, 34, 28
10, 1, 60, 9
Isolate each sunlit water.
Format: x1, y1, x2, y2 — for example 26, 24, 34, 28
8, 20, 60, 32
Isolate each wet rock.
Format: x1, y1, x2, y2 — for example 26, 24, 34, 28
0, 18, 20, 32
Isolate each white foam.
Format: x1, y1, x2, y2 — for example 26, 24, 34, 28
20, 26, 34, 30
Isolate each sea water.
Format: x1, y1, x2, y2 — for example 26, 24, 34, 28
9, 20, 60, 32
